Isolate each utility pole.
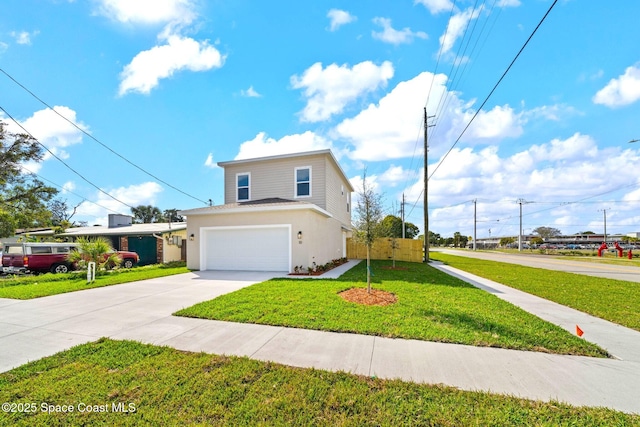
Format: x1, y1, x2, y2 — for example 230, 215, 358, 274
401, 193, 405, 239
599, 208, 609, 243
423, 108, 435, 262
516, 198, 531, 252
473, 199, 477, 251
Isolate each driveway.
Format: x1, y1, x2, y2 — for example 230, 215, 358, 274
0, 271, 277, 373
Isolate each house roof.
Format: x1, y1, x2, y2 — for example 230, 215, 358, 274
24, 222, 187, 237
180, 198, 332, 218
217, 149, 355, 192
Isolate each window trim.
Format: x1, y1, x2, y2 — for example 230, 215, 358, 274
294, 166, 312, 198
236, 172, 251, 202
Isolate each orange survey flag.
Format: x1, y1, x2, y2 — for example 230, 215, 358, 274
576, 325, 584, 337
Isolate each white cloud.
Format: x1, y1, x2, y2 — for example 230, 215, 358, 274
378, 165, 417, 187
10, 30, 38, 45
593, 64, 640, 108
327, 9, 356, 31
235, 131, 334, 160
415, 0, 454, 15
204, 153, 220, 169
291, 61, 394, 123
371, 17, 427, 45
62, 181, 76, 193
3, 106, 86, 172
240, 86, 261, 98
95, 0, 196, 25
335, 71, 523, 161
400, 135, 640, 237
439, 6, 483, 55
118, 33, 225, 96
76, 182, 164, 224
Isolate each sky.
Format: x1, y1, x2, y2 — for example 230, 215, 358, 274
1, 0, 640, 240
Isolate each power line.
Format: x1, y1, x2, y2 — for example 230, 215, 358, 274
0, 105, 136, 210
429, 0, 559, 181
0, 67, 209, 206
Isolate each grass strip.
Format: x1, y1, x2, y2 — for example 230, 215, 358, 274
0, 265, 190, 299
0, 339, 636, 426
430, 252, 640, 331
176, 260, 607, 357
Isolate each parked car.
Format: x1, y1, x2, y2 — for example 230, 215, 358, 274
1, 243, 139, 274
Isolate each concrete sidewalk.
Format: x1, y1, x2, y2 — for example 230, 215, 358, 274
1, 262, 639, 414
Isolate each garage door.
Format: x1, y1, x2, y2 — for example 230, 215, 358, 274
203, 226, 290, 271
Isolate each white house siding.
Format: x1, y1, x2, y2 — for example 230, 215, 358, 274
184, 208, 341, 271
222, 155, 327, 209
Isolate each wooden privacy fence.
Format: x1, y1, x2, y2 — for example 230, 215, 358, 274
346, 238, 423, 263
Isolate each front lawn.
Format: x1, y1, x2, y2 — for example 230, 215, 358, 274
0, 264, 190, 299
430, 252, 640, 331
176, 260, 607, 357
0, 339, 635, 426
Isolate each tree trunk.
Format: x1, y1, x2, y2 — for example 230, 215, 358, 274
366, 245, 371, 294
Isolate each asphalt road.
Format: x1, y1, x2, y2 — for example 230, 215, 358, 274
432, 249, 640, 283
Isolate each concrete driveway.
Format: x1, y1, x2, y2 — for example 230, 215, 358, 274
0, 270, 277, 373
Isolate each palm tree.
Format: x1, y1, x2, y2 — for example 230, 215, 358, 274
131, 205, 163, 223
68, 237, 121, 272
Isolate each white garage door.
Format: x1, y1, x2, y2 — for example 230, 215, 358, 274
203, 226, 290, 271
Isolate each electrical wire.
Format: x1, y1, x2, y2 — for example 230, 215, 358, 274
429, 0, 559, 181
0, 67, 210, 206
0, 105, 136, 210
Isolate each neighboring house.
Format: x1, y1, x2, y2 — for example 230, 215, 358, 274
24, 214, 187, 266
181, 149, 354, 272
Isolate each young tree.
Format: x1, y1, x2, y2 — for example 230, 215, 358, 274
354, 172, 384, 293
0, 122, 58, 237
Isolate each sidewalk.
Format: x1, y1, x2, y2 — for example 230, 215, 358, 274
1, 263, 639, 414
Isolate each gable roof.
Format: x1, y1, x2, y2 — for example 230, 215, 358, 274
217, 149, 354, 192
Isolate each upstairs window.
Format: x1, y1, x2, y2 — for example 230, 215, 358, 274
237, 173, 250, 201
295, 167, 311, 197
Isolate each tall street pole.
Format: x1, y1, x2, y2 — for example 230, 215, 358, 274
473, 199, 477, 251
423, 107, 429, 262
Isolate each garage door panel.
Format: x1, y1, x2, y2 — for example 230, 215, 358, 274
204, 227, 290, 271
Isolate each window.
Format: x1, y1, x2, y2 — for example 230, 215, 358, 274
347, 193, 350, 212
31, 246, 52, 254
237, 173, 250, 201
295, 167, 311, 197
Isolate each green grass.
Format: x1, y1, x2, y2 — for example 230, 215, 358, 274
0, 264, 190, 299
176, 260, 607, 357
430, 252, 640, 331
0, 339, 636, 426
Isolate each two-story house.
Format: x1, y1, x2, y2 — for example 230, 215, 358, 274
180, 149, 354, 272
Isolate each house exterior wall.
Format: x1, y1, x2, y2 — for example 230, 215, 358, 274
162, 229, 187, 262
324, 159, 352, 228
222, 154, 328, 209
185, 209, 342, 271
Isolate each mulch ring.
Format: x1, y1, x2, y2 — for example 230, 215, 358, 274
339, 288, 397, 306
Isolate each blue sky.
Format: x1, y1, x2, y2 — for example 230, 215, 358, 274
2, 0, 640, 239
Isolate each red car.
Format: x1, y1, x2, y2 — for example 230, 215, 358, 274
2, 243, 139, 274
